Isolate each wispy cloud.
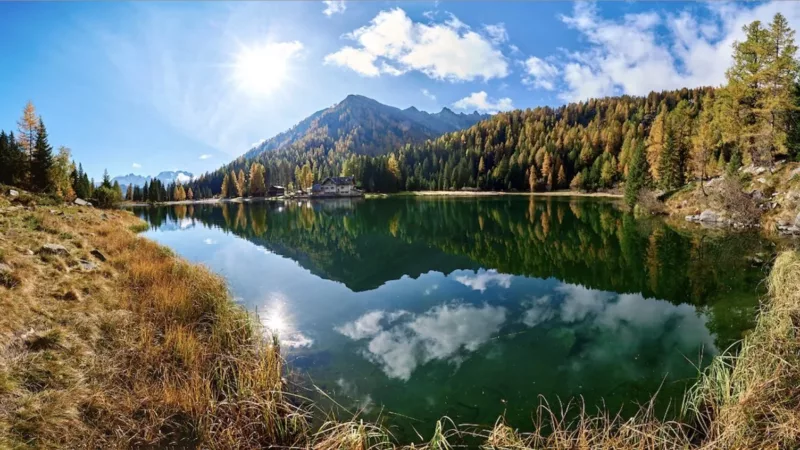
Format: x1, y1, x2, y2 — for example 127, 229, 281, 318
523, 2, 800, 102
199, 154, 212, 160
132, 162, 142, 169
322, 0, 346, 17
421, 88, 436, 101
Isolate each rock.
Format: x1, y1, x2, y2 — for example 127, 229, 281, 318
0, 263, 18, 288
8, 189, 19, 197
685, 215, 696, 222
38, 244, 69, 255
61, 290, 80, 301
756, 177, 767, 184
74, 198, 92, 207
791, 167, 800, 178
751, 190, 764, 201
78, 260, 98, 271
699, 210, 719, 223
795, 212, 800, 228
49, 209, 64, 216
90, 249, 107, 262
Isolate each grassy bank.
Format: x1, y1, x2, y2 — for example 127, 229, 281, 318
1, 189, 798, 449
0, 193, 305, 448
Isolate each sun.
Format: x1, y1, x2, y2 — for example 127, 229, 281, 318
232, 41, 303, 97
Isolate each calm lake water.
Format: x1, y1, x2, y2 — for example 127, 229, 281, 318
131, 196, 772, 440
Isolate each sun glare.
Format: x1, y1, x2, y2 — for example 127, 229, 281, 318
233, 41, 303, 97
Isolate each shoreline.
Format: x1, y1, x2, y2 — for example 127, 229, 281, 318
122, 190, 622, 206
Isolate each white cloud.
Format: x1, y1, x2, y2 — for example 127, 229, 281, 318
322, 0, 346, 17
132, 162, 142, 169
324, 8, 509, 82
454, 268, 513, 292
199, 154, 212, 160
453, 91, 513, 114
522, 56, 559, 90
324, 46, 381, 77
421, 88, 436, 101
483, 23, 508, 44
532, 2, 800, 102
203, 238, 217, 245
337, 303, 506, 380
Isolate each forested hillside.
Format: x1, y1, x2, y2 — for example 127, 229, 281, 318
187, 13, 800, 203
243, 94, 488, 160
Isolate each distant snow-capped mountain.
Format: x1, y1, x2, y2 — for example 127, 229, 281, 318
112, 170, 193, 190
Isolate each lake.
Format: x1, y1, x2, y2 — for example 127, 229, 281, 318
131, 196, 772, 441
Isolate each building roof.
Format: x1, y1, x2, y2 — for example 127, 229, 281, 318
321, 176, 354, 186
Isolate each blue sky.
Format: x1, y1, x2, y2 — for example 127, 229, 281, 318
2, 1, 800, 179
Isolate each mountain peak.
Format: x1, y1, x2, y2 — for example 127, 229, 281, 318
241, 95, 492, 160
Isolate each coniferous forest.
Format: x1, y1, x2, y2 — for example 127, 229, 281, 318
0, 102, 126, 207
184, 14, 800, 208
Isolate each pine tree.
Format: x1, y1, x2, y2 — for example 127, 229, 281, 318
0, 131, 11, 185
187, 187, 194, 200
692, 94, 721, 195
557, 164, 567, 188
249, 163, 266, 197
624, 141, 648, 210
220, 173, 230, 198
235, 169, 246, 197
30, 118, 54, 192
659, 125, 680, 191
17, 102, 38, 179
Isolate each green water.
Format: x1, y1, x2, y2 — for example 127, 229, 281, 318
131, 196, 772, 441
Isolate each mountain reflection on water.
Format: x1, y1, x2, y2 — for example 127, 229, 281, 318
132, 196, 771, 437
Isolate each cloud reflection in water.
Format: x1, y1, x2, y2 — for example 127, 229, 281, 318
336, 303, 506, 380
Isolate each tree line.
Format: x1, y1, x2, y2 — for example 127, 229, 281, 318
0, 101, 124, 207
181, 14, 800, 208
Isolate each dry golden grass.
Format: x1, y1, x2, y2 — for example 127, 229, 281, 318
0, 193, 306, 448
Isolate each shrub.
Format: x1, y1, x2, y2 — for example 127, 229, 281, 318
712, 176, 762, 226
93, 186, 121, 209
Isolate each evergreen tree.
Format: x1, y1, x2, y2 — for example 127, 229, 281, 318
249, 163, 266, 196
30, 118, 54, 192
0, 131, 11, 185
625, 141, 648, 210
220, 173, 230, 198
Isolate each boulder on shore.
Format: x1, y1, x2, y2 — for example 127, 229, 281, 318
38, 244, 69, 256
699, 210, 719, 223
90, 249, 107, 262
8, 189, 19, 197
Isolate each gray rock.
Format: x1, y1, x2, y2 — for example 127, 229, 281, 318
74, 198, 92, 207
90, 249, 107, 262
795, 212, 800, 228
699, 210, 719, 223
685, 215, 696, 222
38, 244, 69, 255
757, 177, 767, 184
8, 189, 19, 197
78, 260, 98, 271
0, 263, 12, 274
